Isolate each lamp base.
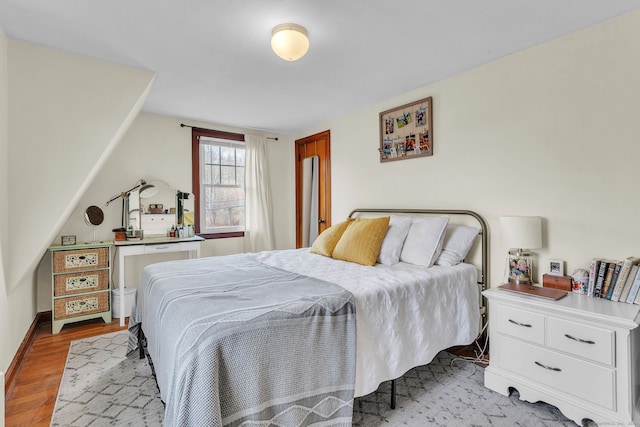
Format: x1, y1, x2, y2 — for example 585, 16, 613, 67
507, 249, 534, 285
509, 276, 532, 285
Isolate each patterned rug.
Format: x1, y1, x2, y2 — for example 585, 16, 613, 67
51, 331, 578, 426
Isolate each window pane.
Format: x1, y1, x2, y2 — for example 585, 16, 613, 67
230, 206, 244, 227
212, 164, 220, 185
236, 149, 245, 167
212, 145, 220, 164
237, 166, 245, 187
220, 166, 236, 185
202, 164, 211, 185
203, 186, 245, 229
220, 147, 236, 166
203, 144, 219, 165
202, 165, 221, 185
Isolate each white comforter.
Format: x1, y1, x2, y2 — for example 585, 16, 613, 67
255, 248, 480, 397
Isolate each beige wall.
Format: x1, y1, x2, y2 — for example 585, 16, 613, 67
37, 113, 294, 310
7, 40, 155, 294
296, 10, 640, 287
1, 39, 155, 372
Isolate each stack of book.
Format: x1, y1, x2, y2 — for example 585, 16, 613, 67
586, 257, 640, 303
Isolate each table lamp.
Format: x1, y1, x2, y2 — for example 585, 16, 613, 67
500, 216, 542, 285
105, 179, 157, 229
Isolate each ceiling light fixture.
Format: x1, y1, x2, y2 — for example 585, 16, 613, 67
271, 23, 309, 61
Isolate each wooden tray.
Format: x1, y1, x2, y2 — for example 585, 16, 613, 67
498, 282, 568, 300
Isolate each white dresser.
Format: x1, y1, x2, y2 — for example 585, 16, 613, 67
483, 287, 640, 426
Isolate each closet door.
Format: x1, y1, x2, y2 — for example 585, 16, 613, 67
295, 130, 331, 248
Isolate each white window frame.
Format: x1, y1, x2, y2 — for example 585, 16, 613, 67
198, 136, 246, 235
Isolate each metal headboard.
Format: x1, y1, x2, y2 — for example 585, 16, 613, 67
347, 207, 489, 293
348, 208, 489, 408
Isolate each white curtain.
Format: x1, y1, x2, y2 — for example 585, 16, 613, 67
244, 134, 275, 252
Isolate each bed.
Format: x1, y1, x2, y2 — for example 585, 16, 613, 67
127, 208, 488, 426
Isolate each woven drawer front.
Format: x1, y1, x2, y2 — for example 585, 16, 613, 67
54, 292, 109, 320
53, 248, 108, 273
54, 270, 109, 297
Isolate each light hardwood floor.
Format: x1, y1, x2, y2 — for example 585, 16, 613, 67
4, 318, 486, 426
4, 318, 127, 427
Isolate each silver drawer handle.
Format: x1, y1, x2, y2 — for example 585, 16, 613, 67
152, 245, 171, 250
564, 334, 595, 345
535, 361, 562, 372
508, 319, 532, 328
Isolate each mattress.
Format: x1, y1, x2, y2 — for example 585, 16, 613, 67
255, 248, 480, 397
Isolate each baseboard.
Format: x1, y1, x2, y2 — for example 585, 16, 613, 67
4, 311, 52, 398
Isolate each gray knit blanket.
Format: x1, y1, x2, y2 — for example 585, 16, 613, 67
127, 253, 356, 427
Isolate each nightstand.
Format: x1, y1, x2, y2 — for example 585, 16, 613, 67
50, 242, 113, 333
483, 287, 640, 426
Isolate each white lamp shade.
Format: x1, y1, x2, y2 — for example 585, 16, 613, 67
271, 23, 309, 61
500, 216, 542, 249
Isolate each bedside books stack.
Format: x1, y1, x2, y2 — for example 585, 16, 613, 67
587, 257, 640, 304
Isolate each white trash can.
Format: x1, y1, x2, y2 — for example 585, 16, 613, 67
112, 287, 136, 318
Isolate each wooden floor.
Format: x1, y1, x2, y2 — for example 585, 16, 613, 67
4, 318, 487, 427
4, 318, 127, 427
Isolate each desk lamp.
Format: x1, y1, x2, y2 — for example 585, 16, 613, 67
500, 216, 542, 285
105, 179, 157, 230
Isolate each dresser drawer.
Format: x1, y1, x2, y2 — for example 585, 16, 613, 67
53, 247, 109, 273
546, 317, 614, 366
53, 270, 109, 297
497, 335, 615, 411
144, 243, 179, 254
53, 292, 110, 320
495, 304, 545, 345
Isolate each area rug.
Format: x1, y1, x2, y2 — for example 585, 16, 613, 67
52, 331, 578, 426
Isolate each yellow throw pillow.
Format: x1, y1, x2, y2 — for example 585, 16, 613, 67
310, 219, 354, 257
332, 216, 390, 266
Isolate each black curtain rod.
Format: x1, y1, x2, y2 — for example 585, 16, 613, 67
180, 123, 278, 141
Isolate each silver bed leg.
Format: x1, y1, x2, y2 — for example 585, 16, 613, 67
390, 379, 396, 409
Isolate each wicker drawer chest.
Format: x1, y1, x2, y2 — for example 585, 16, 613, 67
50, 242, 113, 333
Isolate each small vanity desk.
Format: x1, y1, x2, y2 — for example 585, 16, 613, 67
114, 235, 204, 326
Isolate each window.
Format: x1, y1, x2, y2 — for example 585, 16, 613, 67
191, 127, 245, 238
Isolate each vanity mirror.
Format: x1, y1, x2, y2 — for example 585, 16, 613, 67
84, 205, 104, 243
126, 180, 195, 238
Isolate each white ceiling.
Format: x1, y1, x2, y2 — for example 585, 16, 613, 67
1, 1, 639, 134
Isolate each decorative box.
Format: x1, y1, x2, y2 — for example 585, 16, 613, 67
542, 273, 572, 291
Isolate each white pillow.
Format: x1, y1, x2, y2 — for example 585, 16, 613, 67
435, 224, 481, 266
377, 215, 412, 265
400, 216, 449, 267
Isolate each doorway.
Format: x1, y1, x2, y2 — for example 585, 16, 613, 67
295, 130, 331, 248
